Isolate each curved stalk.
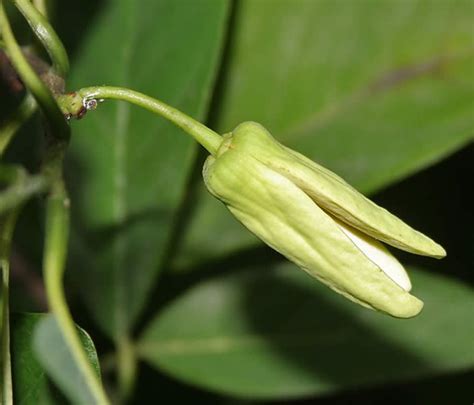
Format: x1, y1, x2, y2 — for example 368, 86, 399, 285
0, 173, 48, 215
0, 208, 19, 405
0, 95, 37, 156
0, 1, 69, 141
13, 0, 69, 76
44, 178, 110, 405
1, 4, 109, 402
73, 86, 223, 156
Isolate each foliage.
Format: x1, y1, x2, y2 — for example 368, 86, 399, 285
1, 0, 473, 403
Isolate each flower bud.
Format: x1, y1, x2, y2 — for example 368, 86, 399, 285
203, 122, 446, 318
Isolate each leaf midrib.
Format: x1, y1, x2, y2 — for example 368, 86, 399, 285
138, 330, 349, 357
112, 2, 138, 339
279, 50, 473, 144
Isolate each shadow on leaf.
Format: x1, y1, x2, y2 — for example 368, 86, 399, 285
240, 264, 434, 397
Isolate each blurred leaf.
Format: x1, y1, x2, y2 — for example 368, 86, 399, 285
65, 0, 229, 338
174, 0, 474, 269
11, 313, 50, 404
11, 313, 98, 404
32, 314, 101, 405
139, 263, 474, 399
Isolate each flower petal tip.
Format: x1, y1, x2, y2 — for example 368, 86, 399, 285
422, 240, 447, 259
388, 298, 424, 319
434, 244, 447, 259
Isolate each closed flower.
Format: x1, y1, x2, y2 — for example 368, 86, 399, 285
203, 122, 446, 318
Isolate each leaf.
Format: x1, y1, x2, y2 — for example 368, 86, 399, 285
139, 264, 474, 399
173, 0, 474, 269
11, 313, 100, 404
65, 0, 230, 338
11, 313, 50, 404
32, 314, 101, 405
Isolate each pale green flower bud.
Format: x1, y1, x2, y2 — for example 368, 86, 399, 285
203, 122, 446, 318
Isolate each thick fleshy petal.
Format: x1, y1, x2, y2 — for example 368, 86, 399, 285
203, 148, 423, 318
228, 122, 446, 258
333, 217, 412, 292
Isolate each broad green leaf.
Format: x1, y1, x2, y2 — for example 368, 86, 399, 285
11, 313, 51, 404
11, 313, 99, 404
32, 314, 101, 405
139, 264, 474, 399
65, 0, 229, 338
174, 0, 474, 269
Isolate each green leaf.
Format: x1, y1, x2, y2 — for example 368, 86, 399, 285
11, 313, 100, 404
139, 264, 474, 399
65, 0, 229, 338
174, 0, 474, 269
32, 314, 101, 405
11, 313, 50, 404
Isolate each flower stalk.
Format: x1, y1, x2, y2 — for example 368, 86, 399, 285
57, 86, 222, 155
